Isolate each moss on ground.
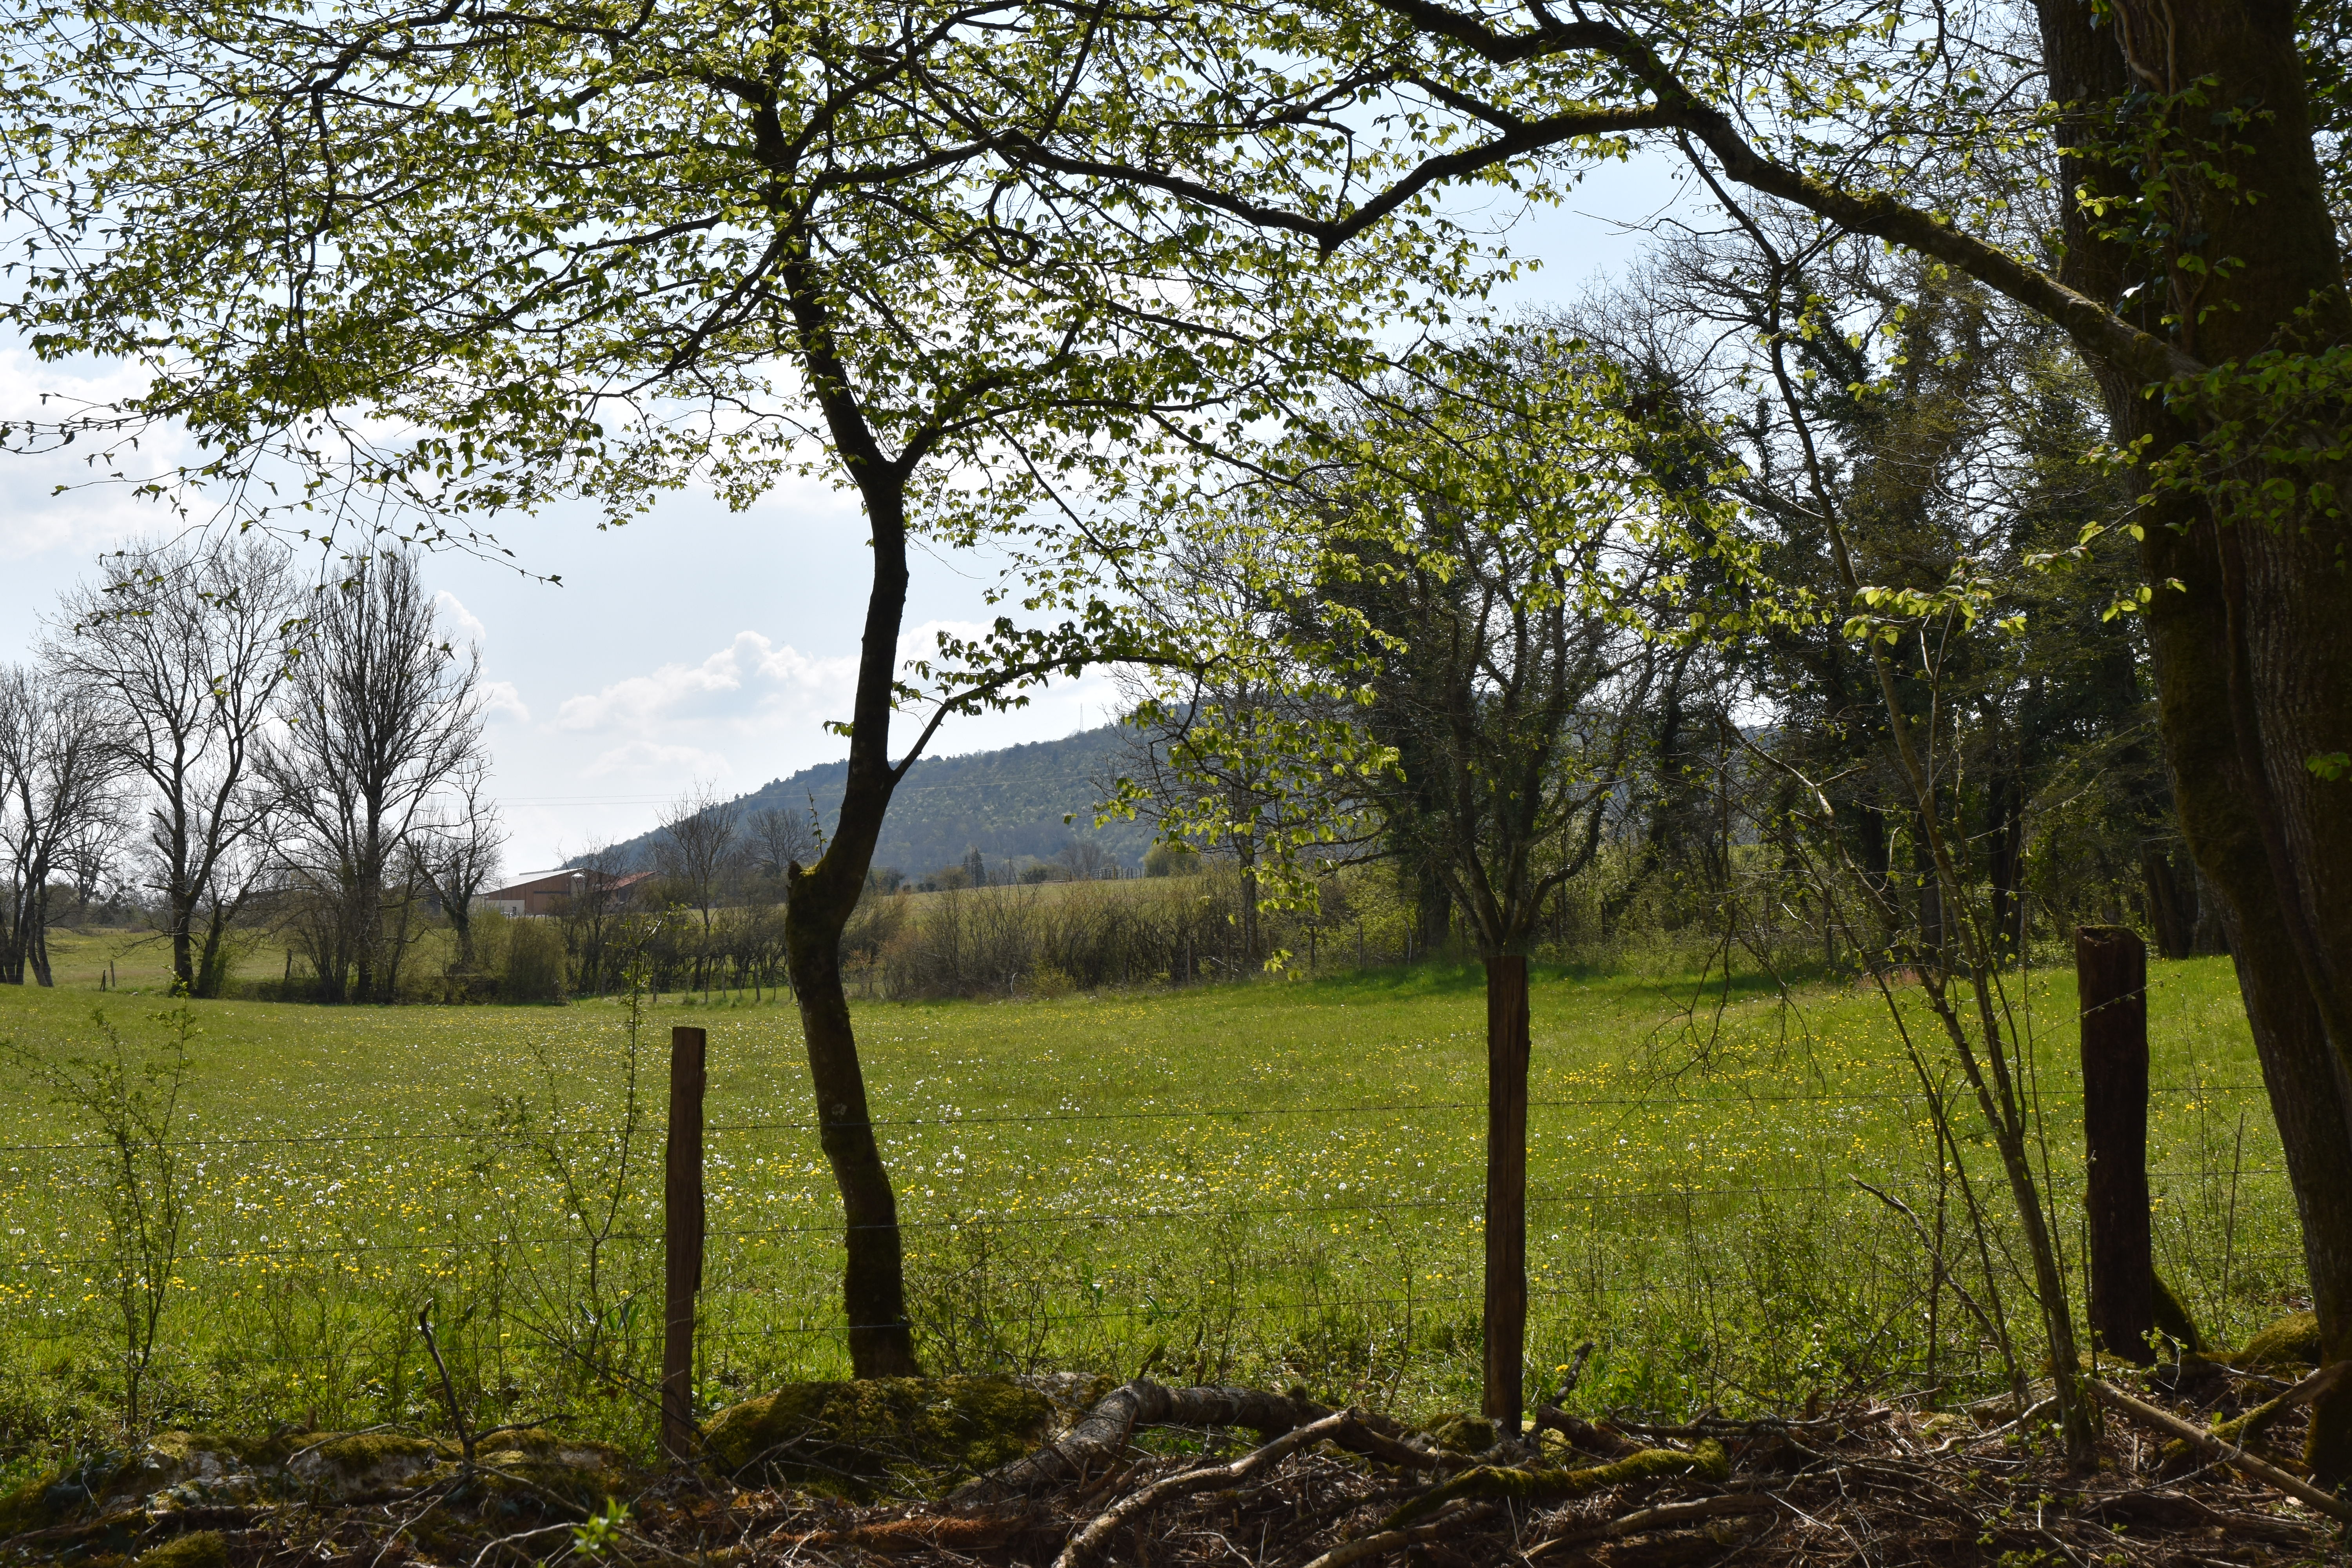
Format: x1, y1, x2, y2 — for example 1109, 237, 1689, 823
1419, 1413, 1497, 1455
701, 1377, 1053, 1499
1384, 1440, 1730, 1529
2234, 1310, 2321, 1370
129, 1531, 228, 1568
0, 1427, 628, 1541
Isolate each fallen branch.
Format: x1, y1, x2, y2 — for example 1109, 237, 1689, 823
2089, 1379, 2352, 1523
1054, 1412, 1355, 1568
1382, 1441, 1730, 1530
1295, 1502, 1493, 1568
948, 1381, 1357, 1507
1523, 1494, 1777, 1561
2082, 1488, 2318, 1545
2158, 1359, 2350, 1475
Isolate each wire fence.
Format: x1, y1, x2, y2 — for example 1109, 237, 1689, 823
0, 1038, 2305, 1458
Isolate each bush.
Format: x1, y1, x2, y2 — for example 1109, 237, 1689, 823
1143, 841, 1199, 877
503, 918, 570, 1003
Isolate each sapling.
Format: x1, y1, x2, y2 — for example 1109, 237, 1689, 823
4, 1004, 196, 1434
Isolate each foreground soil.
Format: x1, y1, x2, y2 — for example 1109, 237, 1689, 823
4, 1362, 2342, 1568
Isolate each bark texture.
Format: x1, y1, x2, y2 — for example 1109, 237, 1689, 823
2035, 0, 2352, 1479
783, 486, 921, 1379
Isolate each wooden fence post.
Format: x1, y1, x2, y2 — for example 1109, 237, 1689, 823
2077, 926, 2154, 1361
663, 1025, 708, 1461
1483, 954, 1530, 1432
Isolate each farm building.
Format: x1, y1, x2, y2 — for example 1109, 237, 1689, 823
478, 867, 651, 918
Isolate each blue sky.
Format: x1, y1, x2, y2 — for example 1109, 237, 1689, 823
0, 152, 1690, 874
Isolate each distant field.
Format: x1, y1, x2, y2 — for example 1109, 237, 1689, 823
0, 952, 2298, 1466
24, 927, 301, 993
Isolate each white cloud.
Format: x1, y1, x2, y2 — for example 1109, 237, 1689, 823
585, 739, 733, 779
0, 346, 201, 564
556, 630, 858, 733
436, 590, 489, 648
480, 680, 531, 724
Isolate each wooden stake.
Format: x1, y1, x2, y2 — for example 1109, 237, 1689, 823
1484, 954, 1530, 1432
2076, 926, 2153, 1360
663, 1025, 708, 1462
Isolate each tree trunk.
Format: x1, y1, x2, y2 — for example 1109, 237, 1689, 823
780, 482, 921, 1379
1986, 759, 2027, 960
1482, 953, 1530, 1431
2139, 844, 2194, 962
1414, 866, 1450, 957
2036, 0, 2352, 1481
170, 893, 198, 992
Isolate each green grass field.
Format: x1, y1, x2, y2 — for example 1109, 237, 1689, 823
0, 944, 2301, 1472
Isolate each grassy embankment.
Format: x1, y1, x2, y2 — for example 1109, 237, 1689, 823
0, 947, 2297, 1470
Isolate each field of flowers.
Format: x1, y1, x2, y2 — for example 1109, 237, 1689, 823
0, 953, 2298, 1468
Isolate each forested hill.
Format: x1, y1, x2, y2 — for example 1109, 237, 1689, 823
606, 723, 1154, 878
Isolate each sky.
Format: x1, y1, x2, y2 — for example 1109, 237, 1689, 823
0, 152, 1693, 876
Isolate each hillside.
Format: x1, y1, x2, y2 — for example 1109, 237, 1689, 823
603, 723, 1154, 877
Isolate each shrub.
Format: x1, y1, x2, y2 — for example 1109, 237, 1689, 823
503, 918, 570, 1003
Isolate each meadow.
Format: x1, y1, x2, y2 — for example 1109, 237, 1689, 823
0, 942, 2299, 1481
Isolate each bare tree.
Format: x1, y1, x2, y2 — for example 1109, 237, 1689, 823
1112, 520, 1382, 967
47, 535, 297, 996
1055, 840, 1119, 880
0, 668, 124, 985
657, 783, 742, 935
265, 553, 490, 1003
417, 761, 506, 972
559, 839, 641, 996
746, 803, 819, 884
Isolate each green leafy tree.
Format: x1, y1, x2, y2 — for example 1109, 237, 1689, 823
0, 0, 1412, 1374
1135, 330, 1722, 1419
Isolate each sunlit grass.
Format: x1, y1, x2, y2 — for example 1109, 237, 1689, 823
0, 952, 2296, 1468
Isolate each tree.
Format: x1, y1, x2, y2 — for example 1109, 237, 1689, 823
1113, 524, 1379, 968
1574, 224, 2173, 956
747, 804, 820, 886
47, 535, 298, 996
265, 554, 492, 1004
657, 782, 743, 992
0, 0, 1410, 1375
1032, 0, 2352, 1470
559, 841, 642, 996
657, 784, 743, 938
418, 763, 506, 973
1140, 330, 1710, 1419
0, 667, 122, 986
